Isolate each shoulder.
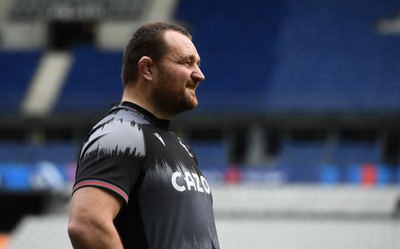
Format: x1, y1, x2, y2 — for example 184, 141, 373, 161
80, 108, 149, 159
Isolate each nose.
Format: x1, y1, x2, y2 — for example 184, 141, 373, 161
192, 65, 205, 82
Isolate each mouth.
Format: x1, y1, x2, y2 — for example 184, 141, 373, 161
186, 88, 197, 98
186, 83, 198, 95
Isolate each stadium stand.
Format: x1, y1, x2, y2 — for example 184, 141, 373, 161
54, 46, 123, 113
0, 0, 399, 188
0, 142, 78, 164
1, 0, 399, 115
271, 139, 385, 183
274, 140, 328, 182
0, 0, 399, 185
175, 0, 400, 113
0, 50, 42, 114
190, 140, 230, 170
10, 0, 148, 21
331, 141, 382, 165
1, 0, 400, 248
175, 0, 281, 113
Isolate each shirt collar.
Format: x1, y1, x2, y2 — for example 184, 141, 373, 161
120, 101, 170, 130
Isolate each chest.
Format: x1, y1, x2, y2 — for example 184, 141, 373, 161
139, 127, 212, 199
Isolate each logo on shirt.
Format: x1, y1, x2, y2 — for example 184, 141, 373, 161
171, 171, 211, 194
153, 132, 165, 146
178, 138, 193, 157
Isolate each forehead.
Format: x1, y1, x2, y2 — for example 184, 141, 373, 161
163, 30, 200, 59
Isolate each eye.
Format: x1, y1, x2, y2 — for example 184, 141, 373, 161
181, 61, 192, 68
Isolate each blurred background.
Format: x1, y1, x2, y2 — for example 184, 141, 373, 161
1, 0, 400, 248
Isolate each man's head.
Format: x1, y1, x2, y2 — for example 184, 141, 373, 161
121, 22, 205, 119
121, 22, 192, 87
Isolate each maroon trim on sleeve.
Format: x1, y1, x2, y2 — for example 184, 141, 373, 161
73, 179, 129, 203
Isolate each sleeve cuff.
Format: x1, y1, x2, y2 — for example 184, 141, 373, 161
73, 179, 129, 204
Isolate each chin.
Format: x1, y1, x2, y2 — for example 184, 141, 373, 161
189, 97, 198, 109
184, 92, 198, 108
181, 98, 198, 112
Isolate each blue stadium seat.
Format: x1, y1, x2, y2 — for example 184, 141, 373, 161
175, 0, 400, 113
190, 141, 230, 169
0, 50, 42, 113
332, 141, 382, 166
0, 142, 79, 164
273, 138, 383, 183
54, 46, 123, 113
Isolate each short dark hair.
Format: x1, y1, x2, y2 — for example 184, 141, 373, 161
121, 22, 192, 87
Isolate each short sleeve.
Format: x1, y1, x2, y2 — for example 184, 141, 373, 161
73, 119, 146, 204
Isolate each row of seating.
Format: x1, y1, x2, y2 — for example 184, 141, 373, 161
0, 140, 398, 193
54, 46, 123, 113
0, 137, 386, 167
2, 46, 399, 114
0, 140, 230, 167
0, 142, 79, 164
0, 50, 42, 113
277, 140, 382, 166
0, 139, 381, 166
176, 0, 400, 113
10, 0, 147, 21
2, 0, 400, 114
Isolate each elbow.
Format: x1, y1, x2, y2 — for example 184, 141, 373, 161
68, 219, 91, 246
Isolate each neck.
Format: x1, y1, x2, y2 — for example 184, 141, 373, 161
121, 91, 174, 120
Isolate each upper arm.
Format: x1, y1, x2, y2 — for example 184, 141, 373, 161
70, 186, 123, 224
68, 187, 124, 248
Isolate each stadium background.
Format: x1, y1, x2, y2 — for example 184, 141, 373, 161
1, 0, 400, 248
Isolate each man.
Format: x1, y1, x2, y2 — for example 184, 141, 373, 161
68, 22, 220, 249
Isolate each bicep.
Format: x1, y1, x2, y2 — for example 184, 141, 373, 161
68, 187, 124, 248
70, 186, 123, 222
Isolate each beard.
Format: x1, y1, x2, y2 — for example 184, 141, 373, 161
150, 77, 198, 118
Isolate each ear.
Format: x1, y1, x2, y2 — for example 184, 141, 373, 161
138, 56, 153, 81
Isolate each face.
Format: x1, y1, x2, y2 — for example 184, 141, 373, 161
150, 30, 205, 118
